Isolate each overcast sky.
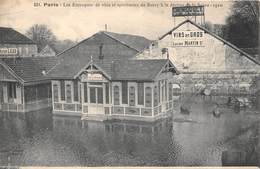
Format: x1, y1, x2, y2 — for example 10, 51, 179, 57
0, 0, 233, 41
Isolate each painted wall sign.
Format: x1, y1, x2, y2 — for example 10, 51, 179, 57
172, 6, 204, 17
0, 48, 18, 55
87, 73, 103, 81
172, 31, 204, 47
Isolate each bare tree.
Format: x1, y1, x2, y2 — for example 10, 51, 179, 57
26, 24, 57, 51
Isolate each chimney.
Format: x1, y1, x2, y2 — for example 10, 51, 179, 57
99, 43, 104, 60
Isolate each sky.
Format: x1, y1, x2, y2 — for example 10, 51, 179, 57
0, 0, 233, 41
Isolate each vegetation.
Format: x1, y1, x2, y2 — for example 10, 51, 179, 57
223, 1, 259, 48
26, 24, 75, 53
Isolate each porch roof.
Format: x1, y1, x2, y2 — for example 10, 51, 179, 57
48, 58, 176, 81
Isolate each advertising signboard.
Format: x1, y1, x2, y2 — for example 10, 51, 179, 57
172, 5, 204, 17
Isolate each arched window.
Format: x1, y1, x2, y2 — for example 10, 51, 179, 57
113, 85, 120, 105
145, 87, 152, 107
53, 84, 59, 102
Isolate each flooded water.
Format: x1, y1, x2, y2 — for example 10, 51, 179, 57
0, 95, 259, 166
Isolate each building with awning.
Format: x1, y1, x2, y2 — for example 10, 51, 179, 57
47, 31, 178, 121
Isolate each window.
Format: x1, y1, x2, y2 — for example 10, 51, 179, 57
113, 85, 120, 105
105, 83, 109, 104
121, 82, 128, 104
8, 82, 16, 99
60, 80, 65, 101
169, 83, 172, 101
73, 81, 79, 102
53, 84, 59, 102
129, 86, 135, 106
162, 82, 165, 102
154, 85, 158, 106
90, 87, 96, 103
165, 81, 168, 101
84, 83, 88, 103
66, 84, 72, 103
137, 82, 144, 105
97, 87, 103, 104
158, 82, 161, 103
145, 87, 152, 107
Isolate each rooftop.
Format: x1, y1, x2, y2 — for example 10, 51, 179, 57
48, 31, 154, 79
1, 56, 58, 84
0, 27, 35, 44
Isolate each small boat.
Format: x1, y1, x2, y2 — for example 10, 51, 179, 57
213, 108, 221, 117
180, 105, 191, 115
212, 104, 221, 117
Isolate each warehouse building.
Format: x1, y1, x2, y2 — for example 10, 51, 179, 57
136, 19, 260, 94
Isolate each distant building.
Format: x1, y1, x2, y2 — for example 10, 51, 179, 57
38, 44, 57, 57
137, 19, 260, 72
47, 31, 178, 121
0, 27, 38, 58
136, 19, 260, 94
0, 27, 59, 112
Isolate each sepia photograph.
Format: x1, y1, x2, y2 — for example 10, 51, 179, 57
0, 0, 259, 168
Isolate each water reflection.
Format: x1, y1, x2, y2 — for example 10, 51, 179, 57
0, 95, 259, 166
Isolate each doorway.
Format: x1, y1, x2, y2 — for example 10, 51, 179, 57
84, 82, 104, 115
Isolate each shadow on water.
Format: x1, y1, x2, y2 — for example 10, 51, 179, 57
0, 95, 259, 166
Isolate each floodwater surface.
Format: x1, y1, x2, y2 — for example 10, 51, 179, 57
0, 95, 259, 166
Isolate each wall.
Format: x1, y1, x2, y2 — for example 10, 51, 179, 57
136, 22, 260, 73
172, 73, 259, 95
0, 43, 38, 58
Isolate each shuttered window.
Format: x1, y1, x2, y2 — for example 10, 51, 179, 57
60, 80, 65, 101
53, 84, 59, 102
145, 87, 152, 107
66, 84, 72, 103
129, 86, 136, 106
113, 85, 120, 105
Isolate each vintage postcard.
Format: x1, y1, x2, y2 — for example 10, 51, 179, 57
0, 0, 259, 168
